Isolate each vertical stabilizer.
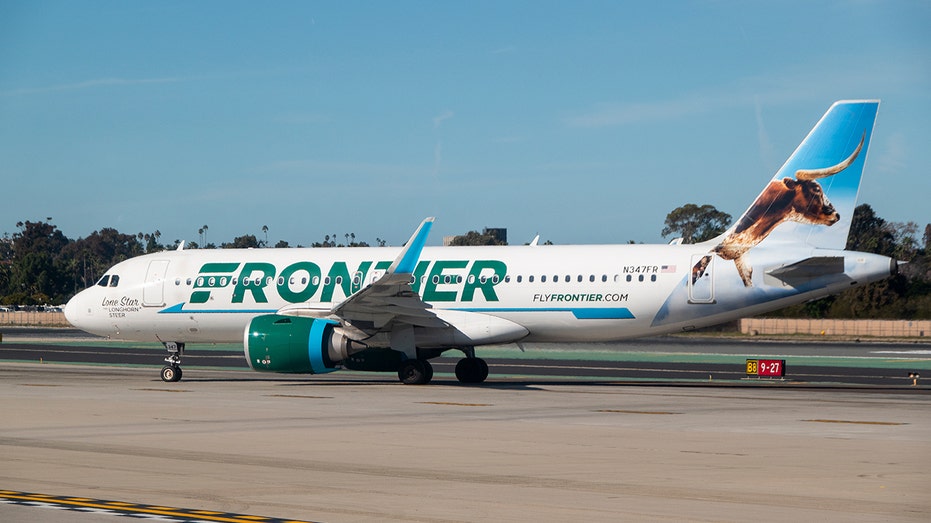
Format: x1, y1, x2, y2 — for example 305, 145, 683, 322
737, 100, 879, 249
693, 100, 879, 287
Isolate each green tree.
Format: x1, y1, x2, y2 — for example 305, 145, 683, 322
846, 204, 895, 256
8, 220, 72, 303
61, 228, 145, 292
448, 230, 507, 246
923, 224, 931, 254
661, 204, 731, 243
222, 235, 261, 249
311, 233, 369, 248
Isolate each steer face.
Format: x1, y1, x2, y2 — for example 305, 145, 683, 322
787, 177, 839, 226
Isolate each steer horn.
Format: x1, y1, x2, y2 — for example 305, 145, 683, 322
795, 133, 865, 181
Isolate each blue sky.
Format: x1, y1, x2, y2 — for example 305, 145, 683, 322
1, 1, 928, 247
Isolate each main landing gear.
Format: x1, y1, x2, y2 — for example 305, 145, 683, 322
395, 348, 489, 385
454, 357, 489, 384
160, 342, 185, 382
455, 347, 488, 384
397, 359, 434, 385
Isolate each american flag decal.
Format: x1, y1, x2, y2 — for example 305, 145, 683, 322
661, 265, 676, 273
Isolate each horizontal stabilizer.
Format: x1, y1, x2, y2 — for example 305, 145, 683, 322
764, 256, 844, 286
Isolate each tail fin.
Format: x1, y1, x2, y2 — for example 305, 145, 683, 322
731, 100, 880, 250
692, 100, 879, 287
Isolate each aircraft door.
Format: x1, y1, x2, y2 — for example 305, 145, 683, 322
143, 260, 170, 307
688, 254, 714, 304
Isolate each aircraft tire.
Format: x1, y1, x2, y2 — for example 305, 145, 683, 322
160, 365, 182, 383
476, 358, 489, 382
398, 359, 432, 385
455, 358, 488, 384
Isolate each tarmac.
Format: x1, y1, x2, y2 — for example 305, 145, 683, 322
1, 363, 929, 522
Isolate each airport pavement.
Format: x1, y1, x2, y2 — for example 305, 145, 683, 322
1, 363, 929, 522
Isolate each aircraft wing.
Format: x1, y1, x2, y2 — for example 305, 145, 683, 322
278, 217, 448, 331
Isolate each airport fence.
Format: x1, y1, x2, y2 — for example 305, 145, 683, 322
740, 318, 930, 338
0, 311, 69, 327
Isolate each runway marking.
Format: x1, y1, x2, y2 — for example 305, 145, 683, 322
265, 394, 333, 399
594, 409, 679, 415
133, 388, 194, 393
0, 490, 319, 523
802, 419, 907, 426
417, 401, 494, 407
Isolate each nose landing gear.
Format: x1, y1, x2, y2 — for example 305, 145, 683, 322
161, 342, 185, 382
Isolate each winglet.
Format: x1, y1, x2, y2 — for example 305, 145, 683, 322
389, 217, 434, 274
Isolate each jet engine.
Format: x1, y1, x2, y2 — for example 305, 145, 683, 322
244, 315, 365, 374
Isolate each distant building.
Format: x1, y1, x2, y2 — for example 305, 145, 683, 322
482, 228, 507, 244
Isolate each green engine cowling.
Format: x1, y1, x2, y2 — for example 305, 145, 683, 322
244, 314, 364, 374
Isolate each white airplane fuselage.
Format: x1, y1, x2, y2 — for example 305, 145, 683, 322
64, 242, 893, 345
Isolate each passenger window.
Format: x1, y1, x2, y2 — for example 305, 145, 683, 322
602, 275, 607, 282
541, 275, 546, 283
186, 278, 192, 286
626, 275, 632, 282
312, 276, 319, 285
335, 276, 342, 285
505, 275, 510, 283
529, 275, 534, 283
567, 275, 572, 283
651, 274, 657, 282
97, 275, 110, 287
325, 277, 331, 285
517, 275, 523, 283
492, 275, 500, 284
638, 275, 644, 282
109, 275, 119, 287
433, 275, 440, 284
589, 275, 595, 282
278, 277, 285, 286
457, 275, 463, 284
480, 276, 487, 284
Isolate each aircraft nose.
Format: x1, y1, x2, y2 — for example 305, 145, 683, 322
63, 294, 82, 327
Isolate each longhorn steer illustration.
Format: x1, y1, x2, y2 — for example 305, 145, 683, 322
691, 134, 864, 287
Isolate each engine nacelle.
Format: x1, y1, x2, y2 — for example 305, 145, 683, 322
244, 315, 364, 374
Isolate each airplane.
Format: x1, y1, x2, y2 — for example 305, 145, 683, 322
64, 100, 895, 385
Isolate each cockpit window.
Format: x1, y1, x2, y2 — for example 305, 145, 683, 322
109, 275, 120, 287
97, 275, 110, 287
